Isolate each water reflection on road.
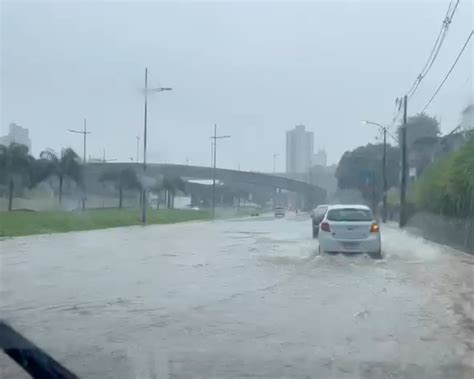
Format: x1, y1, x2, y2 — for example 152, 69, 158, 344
1, 214, 473, 378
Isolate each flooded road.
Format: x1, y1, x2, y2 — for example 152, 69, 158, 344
1, 215, 473, 378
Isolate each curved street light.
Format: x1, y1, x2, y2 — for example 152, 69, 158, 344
141, 68, 172, 224
361, 120, 395, 223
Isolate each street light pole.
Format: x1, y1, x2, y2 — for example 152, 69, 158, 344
362, 120, 392, 223
140, 67, 172, 224
399, 95, 408, 228
68, 117, 91, 210
212, 124, 217, 219
382, 127, 387, 223
210, 124, 230, 219
142, 68, 148, 224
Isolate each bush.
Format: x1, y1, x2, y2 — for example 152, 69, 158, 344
415, 140, 474, 218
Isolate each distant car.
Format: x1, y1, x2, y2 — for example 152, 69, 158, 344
274, 206, 285, 218
318, 204, 382, 259
311, 204, 329, 238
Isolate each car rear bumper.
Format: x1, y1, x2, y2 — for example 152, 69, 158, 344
319, 234, 381, 253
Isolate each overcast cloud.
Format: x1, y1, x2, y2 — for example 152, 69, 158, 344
1, 0, 472, 171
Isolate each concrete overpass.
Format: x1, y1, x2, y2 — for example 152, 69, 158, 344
85, 162, 327, 208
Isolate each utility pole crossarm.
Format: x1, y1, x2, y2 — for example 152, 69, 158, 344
67, 129, 91, 134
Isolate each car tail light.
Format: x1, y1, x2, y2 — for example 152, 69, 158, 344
320, 222, 331, 232
370, 223, 380, 233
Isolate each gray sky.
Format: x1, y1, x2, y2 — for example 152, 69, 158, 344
1, 0, 473, 171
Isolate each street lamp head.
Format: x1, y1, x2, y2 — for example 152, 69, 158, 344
150, 87, 172, 92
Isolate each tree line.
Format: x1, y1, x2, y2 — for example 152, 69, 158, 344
414, 136, 473, 218
0, 143, 185, 211
335, 111, 473, 219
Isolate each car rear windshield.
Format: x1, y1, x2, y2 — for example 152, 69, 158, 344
314, 207, 328, 217
327, 208, 373, 221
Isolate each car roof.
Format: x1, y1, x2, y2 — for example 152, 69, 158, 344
314, 204, 329, 209
327, 204, 371, 210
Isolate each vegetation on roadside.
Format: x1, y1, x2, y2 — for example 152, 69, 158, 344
414, 138, 474, 218
0, 208, 211, 237
99, 167, 141, 209
335, 143, 400, 208
397, 113, 440, 148
0, 143, 36, 211
39, 148, 83, 204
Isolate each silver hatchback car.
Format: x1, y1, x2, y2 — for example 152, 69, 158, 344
318, 204, 382, 258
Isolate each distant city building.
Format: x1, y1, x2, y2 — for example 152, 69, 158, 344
312, 149, 327, 167
286, 124, 314, 174
0, 123, 32, 151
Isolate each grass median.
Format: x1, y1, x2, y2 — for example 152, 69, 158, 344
0, 208, 211, 237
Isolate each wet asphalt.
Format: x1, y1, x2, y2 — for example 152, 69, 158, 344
1, 214, 473, 378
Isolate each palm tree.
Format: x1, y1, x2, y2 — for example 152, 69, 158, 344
0, 143, 34, 211
162, 176, 185, 209
99, 167, 141, 209
39, 148, 82, 204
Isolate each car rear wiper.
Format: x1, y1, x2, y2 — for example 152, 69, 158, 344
0, 321, 78, 378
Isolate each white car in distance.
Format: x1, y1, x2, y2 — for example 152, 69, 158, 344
318, 204, 382, 259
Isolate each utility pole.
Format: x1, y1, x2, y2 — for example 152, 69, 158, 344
68, 117, 90, 210
210, 124, 230, 219
399, 95, 408, 227
140, 68, 172, 224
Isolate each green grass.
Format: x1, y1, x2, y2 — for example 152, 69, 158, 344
0, 208, 211, 237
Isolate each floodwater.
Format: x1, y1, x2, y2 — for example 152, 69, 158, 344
0, 214, 473, 378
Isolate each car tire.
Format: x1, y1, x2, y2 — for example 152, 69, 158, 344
369, 250, 383, 260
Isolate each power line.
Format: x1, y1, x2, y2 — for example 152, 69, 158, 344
421, 30, 473, 113
406, 0, 460, 98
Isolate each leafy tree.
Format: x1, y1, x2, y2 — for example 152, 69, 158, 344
0, 143, 34, 211
397, 113, 440, 147
335, 143, 400, 207
99, 167, 141, 209
39, 148, 83, 204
